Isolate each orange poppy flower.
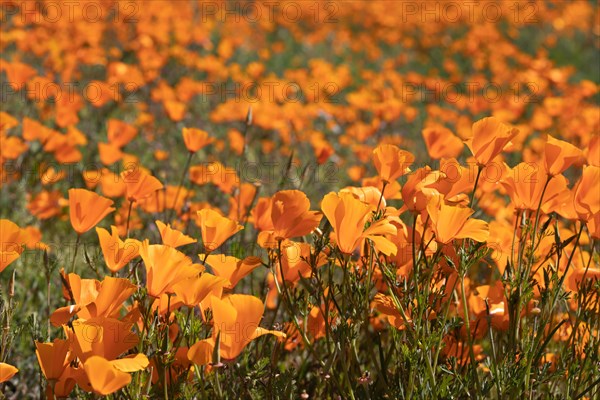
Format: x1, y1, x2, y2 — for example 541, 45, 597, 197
372, 293, 410, 330
83, 356, 132, 395
544, 134, 584, 176
426, 198, 489, 244
202, 254, 262, 289
321, 192, 397, 256
21, 226, 48, 251
83, 353, 148, 395
121, 167, 163, 203
51, 275, 136, 325
228, 129, 245, 155
78, 277, 137, 321
470, 282, 508, 330
68, 189, 115, 234
182, 127, 214, 153
372, 144, 414, 183
502, 162, 568, 212
172, 273, 227, 307
276, 241, 326, 284
0, 219, 26, 273
544, 135, 584, 176
566, 266, 600, 311
35, 339, 71, 381
98, 168, 127, 198
435, 159, 475, 204
188, 294, 285, 363
362, 175, 402, 200
586, 135, 599, 167
164, 100, 186, 121
187, 338, 214, 367
340, 186, 385, 208
196, 209, 243, 253
588, 212, 600, 239
307, 304, 333, 341
269, 190, 321, 241
466, 117, 518, 166
98, 142, 124, 165
155, 220, 196, 248
0, 136, 27, 159
26, 190, 65, 220
96, 226, 141, 272
45, 367, 77, 399
0, 363, 18, 383
422, 125, 464, 159
265, 273, 278, 309
69, 317, 138, 362
0, 112, 18, 133
400, 167, 445, 214
139, 241, 200, 298
251, 197, 274, 231
107, 119, 137, 148
573, 165, 600, 221
58, 271, 100, 304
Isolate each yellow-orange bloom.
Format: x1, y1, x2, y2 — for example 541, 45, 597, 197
400, 167, 444, 213
51, 275, 136, 325
69, 317, 138, 362
422, 125, 464, 160
107, 119, 137, 148
321, 192, 397, 256
172, 272, 227, 307
197, 209, 243, 253
426, 199, 489, 244
96, 226, 141, 272
276, 241, 327, 284
0, 219, 26, 273
84, 354, 148, 395
202, 254, 262, 289
68, 189, 115, 234
121, 168, 163, 203
372, 144, 414, 183
573, 165, 600, 221
139, 241, 200, 297
156, 220, 196, 248
188, 294, 285, 363
35, 339, 71, 381
270, 190, 321, 241
502, 162, 568, 213
0, 363, 18, 383
466, 117, 518, 166
544, 134, 584, 176
586, 135, 599, 167
182, 127, 214, 153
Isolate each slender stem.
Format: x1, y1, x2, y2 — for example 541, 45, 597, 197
411, 212, 418, 283
460, 273, 481, 393
125, 200, 134, 238
169, 152, 194, 221
47, 274, 51, 339
469, 164, 483, 210
376, 181, 388, 212
70, 234, 81, 273
525, 175, 552, 270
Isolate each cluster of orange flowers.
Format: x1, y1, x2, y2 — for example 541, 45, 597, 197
2, 117, 598, 395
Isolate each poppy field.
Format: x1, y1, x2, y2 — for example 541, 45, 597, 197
1, 1, 599, 399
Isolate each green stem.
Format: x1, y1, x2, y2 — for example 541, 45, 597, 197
125, 200, 134, 238
70, 234, 81, 273
169, 152, 194, 221
469, 164, 483, 210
